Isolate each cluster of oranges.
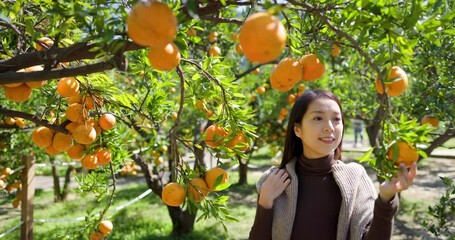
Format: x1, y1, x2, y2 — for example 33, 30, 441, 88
0, 167, 22, 208
1, 65, 46, 102
31, 78, 116, 169
161, 167, 229, 207
203, 125, 249, 151
0, 117, 27, 128
120, 161, 140, 176
89, 220, 113, 240
127, 1, 180, 71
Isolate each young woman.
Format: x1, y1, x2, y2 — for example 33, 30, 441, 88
249, 90, 417, 240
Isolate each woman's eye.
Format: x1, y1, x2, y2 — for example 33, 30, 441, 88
334, 117, 341, 121
313, 116, 323, 121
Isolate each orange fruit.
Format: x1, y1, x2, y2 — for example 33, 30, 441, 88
270, 57, 302, 92
4, 84, 32, 102
154, 156, 164, 165
288, 93, 296, 104
187, 28, 197, 37
87, 118, 102, 136
421, 115, 439, 128
96, 149, 112, 165
66, 144, 85, 160
5, 117, 15, 125
81, 95, 95, 110
65, 122, 80, 134
208, 45, 221, 56
387, 141, 419, 167
32, 126, 54, 148
205, 167, 229, 191
127, 1, 177, 47
226, 131, 248, 151
68, 94, 82, 104
331, 44, 341, 56
299, 54, 326, 81
99, 113, 116, 131
204, 125, 229, 148
162, 182, 185, 206
81, 154, 98, 169
57, 77, 80, 97
66, 103, 88, 123
73, 125, 97, 145
257, 86, 266, 94
239, 12, 286, 64
209, 32, 218, 43
375, 66, 408, 97
252, 68, 260, 74
14, 118, 26, 128
148, 42, 181, 71
89, 231, 104, 240
45, 145, 61, 155
35, 37, 54, 51
52, 132, 73, 151
98, 220, 113, 236
187, 178, 209, 202
24, 66, 46, 88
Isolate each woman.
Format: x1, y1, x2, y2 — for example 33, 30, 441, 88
249, 90, 417, 240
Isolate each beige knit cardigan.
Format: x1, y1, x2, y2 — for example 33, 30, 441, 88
256, 158, 377, 240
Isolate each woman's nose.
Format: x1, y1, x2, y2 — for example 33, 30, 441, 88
324, 121, 334, 132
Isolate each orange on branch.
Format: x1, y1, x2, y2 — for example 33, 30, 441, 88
331, 44, 341, 56
32, 126, 54, 148
99, 113, 116, 131
162, 182, 185, 207
205, 167, 229, 191
81, 154, 98, 169
57, 77, 80, 97
257, 86, 266, 94
4, 84, 32, 102
187, 178, 209, 202
299, 54, 326, 81
148, 42, 181, 71
66, 144, 85, 160
95, 149, 112, 165
66, 103, 88, 123
89, 231, 104, 240
226, 131, 249, 151
52, 132, 73, 151
73, 125, 97, 145
204, 125, 229, 148
187, 28, 197, 37
239, 12, 286, 64
35, 37, 54, 51
375, 66, 408, 97
421, 115, 439, 128
45, 145, 61, 155
209, 31, 218, 43
269, 58, 302, 92
208, 45, 221, 57
127, 1, 177, 47
387, 141, 419, 167
98, 220, 113, 236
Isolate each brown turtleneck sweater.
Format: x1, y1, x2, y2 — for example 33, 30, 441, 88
249, 154, 399, 240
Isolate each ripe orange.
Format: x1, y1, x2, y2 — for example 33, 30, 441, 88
73, 124, 97, 145
161, 182, 185, 206
14, 118, 26, 128
299, 54, 326, 81
5, 117, 15, 125
148, 42, 181, 71
208, 45, 221, 57
187, 28, 197, 37
32, 126, 55, 148
239, 12, 286, 64
35, 37, 54, 51
331, 44, 341, 56
87, 118, 102, 136
81, 154, 98, 169
154, 156, 164, 165
387, 141, 419, 167
288, 93, 296, 104
252, 68, 260, 74
421, 115, 439, 128
98, 220, 113, 236
257, 86, 266, 94
127, 1, 177, 47
65, 122, 80, 134
66, 144, 85, 160
209, 32, 218, 43
66, 103, 88, 123
4, 84, 32, 102
24, 66, 46, 88
375, 66, 408, 97
89, 231, 104, 240
45, 145, 61, 155
205, 167, 229, 191
57, 77, 80, 97
187, 178, 209, 202
270, 58, 302, 92
95, 149, 112, 165
52, 132, 74, 151
99, 113, 116, 131
226, 132, 248, 151
204, 125, 229, 148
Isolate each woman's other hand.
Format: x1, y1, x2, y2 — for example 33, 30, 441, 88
259, 169, 291, 209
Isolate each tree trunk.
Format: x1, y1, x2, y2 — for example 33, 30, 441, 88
60, 166, 74, 201
50, 159, 62, 202
237, 156, 248, 185
168, 207, 197, 236
423, 129, 455, 159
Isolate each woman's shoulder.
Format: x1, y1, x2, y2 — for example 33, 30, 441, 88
333, 160, 368, 174
255, 165, 280, 192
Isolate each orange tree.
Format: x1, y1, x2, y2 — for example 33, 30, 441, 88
1, 0, 454, 238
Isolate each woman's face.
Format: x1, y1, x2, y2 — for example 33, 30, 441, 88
294, 98, 343, 159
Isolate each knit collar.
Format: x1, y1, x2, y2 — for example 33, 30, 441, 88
298, 153, 336, 175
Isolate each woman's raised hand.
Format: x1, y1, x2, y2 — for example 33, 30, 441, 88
379, 162, 417, 202
258, 169, 291, 209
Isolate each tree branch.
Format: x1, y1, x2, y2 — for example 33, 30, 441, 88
0, 106, 68, 134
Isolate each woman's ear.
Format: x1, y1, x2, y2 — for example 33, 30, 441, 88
294, 123, 302, 138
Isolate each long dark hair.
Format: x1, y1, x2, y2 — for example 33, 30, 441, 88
279, 90, 345, 168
